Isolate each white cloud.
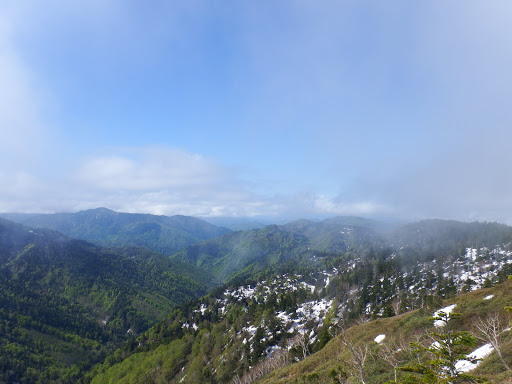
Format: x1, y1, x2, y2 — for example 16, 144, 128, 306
75, 148, 231, 191
314, 196, 390, 217
0, 144, 389, 219
56, 147, 280, 217
2, 2, 512, 222
0, 13, 55, 165
270, 192, 392, 219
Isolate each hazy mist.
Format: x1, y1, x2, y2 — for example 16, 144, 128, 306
1, 1, 512, 223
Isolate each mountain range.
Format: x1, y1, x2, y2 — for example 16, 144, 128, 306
0, 209, 511, 383
0, 207, 231, 256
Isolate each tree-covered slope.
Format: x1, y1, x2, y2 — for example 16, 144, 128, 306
391, 219, 512, 260
86, 274, 326, 384
0, 218, 214, 383
4, 208, 231, 256
87, 277, 512, 384
86, 219, 512, 384
172, 225, 312, 283
258, 279, 512, 384
171, 218, 388, 284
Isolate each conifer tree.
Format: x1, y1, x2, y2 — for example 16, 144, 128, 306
398, 311, 486, 383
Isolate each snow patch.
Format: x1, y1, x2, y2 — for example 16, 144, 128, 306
431, 341, 441, 350
301, 282, 316, 293
433, 304, 457, 327
374, 334, 386, 344
465, 248, 478, 261
455, 343, 494, 372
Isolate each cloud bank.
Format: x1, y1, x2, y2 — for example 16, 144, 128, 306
1, 1, 512, 223
0, 146, 381, 218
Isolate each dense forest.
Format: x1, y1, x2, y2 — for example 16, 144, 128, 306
0, 218, 213, 383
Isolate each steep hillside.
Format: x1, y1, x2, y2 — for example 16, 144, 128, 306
87, 278, 512, 384
3, 215, 511, 383
86, 219, 512, 384
171, 225, 312, 283
283, 217, 386, 255
258, 279, 512, 384
391, 220, 512, 261
86, 273, 328, 384
2, 208, 231, 256
0, 218, 214, 383
171, 218, 387, 284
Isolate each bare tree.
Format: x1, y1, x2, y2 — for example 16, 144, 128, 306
377, 335, 409, 383
338, 328, 371, 384
475, 312, 510, 371
297, 330, 311, 360
391, 298, 401, 316
355, 314, 370, 326
345, 342, 370, 384
230, 347, 290, 384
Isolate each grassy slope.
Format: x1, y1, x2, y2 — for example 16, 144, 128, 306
258, 280, 512, 384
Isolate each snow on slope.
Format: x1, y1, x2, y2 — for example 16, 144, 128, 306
433, 304, 457, 327
455, 343, 494, 372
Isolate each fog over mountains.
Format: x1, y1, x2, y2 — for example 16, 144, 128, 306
2, 1, 512, 383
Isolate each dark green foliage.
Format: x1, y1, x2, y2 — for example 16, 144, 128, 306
0, 218, 213, 383
398, 312, 486, 383
329, 366, 348, 384
6, 207, 231, 256
87, 276, 319, 383
172, 225, 313, 283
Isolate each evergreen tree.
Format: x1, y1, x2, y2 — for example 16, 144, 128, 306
398, 311, 486, 383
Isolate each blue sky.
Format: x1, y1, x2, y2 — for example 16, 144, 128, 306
1, 1, 512, 222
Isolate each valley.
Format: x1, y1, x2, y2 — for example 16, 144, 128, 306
0, 210, 511, 383
3, 3, 510, 383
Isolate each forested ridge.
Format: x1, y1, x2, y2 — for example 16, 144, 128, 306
86, 219, 512, 383
0, 218, 213, 383
2, 215, 512, 383
0, 208, 231, 256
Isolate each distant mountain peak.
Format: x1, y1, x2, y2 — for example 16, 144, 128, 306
82, 207, 116, 214
6, 208, 231, 256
